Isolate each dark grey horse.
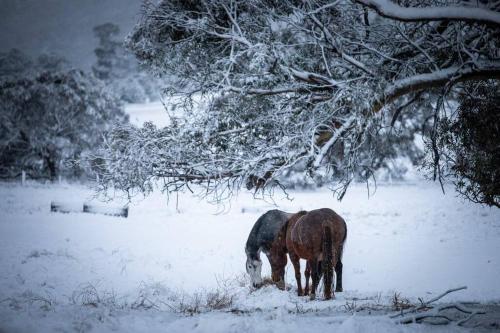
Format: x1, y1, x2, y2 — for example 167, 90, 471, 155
245, 209, 293, 288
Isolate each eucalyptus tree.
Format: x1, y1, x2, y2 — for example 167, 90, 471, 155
99, 0, 500, 204
0, 70, 128, 180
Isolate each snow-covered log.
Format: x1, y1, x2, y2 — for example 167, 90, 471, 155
50, 201, 128, 218
50, 201, 83, 214
83, 203, 129, 218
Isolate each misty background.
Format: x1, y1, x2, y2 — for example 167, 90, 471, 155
0, 0, 142, 70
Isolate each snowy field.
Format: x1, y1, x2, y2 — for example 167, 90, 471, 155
0, 180, 499, 332
124, 102, 170, 128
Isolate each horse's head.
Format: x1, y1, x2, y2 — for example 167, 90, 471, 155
245, 256, 263, 288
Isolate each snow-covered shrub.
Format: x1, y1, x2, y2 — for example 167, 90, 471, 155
0, 69, 128, 180
426, 81, 500, 207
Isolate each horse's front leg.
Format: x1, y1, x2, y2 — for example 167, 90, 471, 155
269, 252, 287, 291
304, 261, 311, 296
289, 252, 303, 296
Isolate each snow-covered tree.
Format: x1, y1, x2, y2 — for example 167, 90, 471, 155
93, 23, 131, 81
92, 23, 161, 103
0, 49, 68, 78
0, 49, 33, 77
99, 0, 499, 204
0, 69, 128, 180
428, 80, 500, 207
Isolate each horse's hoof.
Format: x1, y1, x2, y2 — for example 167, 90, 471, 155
324, 293, 335, 300
297, 290, 303, 296
276, 281, 285, 290
309, 293, 316, 301
335, 287, 343, 292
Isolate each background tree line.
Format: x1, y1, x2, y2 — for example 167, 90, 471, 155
0, 22, 163, 181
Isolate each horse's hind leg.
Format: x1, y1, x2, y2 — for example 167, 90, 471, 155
289, 253, 303, 296
335, 259, 343, 292
304, 261, 311, 296
309, 259, 320, 300
323, 260, 334, 300
335, 247, 343, 292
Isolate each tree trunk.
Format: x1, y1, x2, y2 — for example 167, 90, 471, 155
45, 156, 57, 181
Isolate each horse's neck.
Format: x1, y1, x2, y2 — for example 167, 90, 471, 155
246, 247, 261, 261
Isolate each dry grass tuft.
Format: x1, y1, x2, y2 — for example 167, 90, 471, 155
392, 292, 413, 311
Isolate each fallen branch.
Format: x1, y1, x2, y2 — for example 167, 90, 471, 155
425, 286, 467, 305
390, 286, 486, 326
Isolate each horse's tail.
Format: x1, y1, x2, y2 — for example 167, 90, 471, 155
339, 219, 347, 260
322, 225, 334, 292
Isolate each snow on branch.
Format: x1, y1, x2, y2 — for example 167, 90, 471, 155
226, 85, 324, 96
373, 61, 500, 113
355, 0, 500, 25
288, 68, 342, 87
313, 116, 355, 168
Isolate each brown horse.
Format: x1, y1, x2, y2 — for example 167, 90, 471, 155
286, 208, 347, 300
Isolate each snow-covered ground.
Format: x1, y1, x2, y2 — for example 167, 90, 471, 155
0, 180, 499, 332
125, 101, 170, 128
124, 96, 206, 128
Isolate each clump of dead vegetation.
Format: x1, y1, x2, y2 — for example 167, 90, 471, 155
258, 276, 276, 288
342, 293, 385, 314
391, 292, 412, 311
165, 287, 235, 315
247, 275, 291, 293
68, 279, 238, 316
0, 289, 56, 312
71, 283, 120, 309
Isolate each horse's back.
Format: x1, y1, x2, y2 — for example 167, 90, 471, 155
246, 209, 292, 257
305, 208, 346, 239
290, 208, 347, 257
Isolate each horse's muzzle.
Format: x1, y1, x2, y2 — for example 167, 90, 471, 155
252, 282, 263, 288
